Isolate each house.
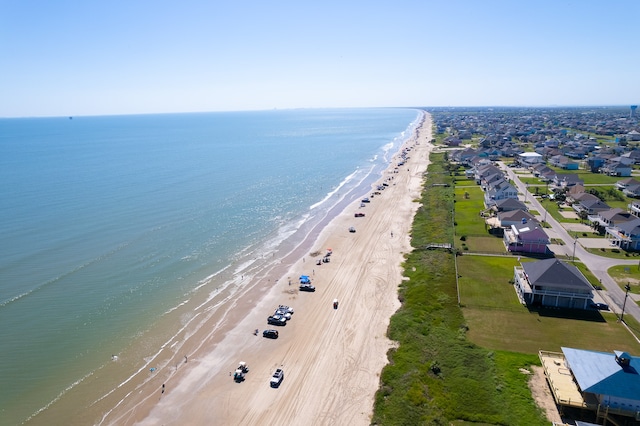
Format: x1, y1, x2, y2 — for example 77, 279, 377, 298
474, 164, 502, 183
573, 197, 611, 215
503, 221, 550, 254
552, 347, 640, 419
484, 182, 519, 206
518, 152, 544, 165
493, 198, 528, 212
567, 184, 586, 199
444, 136, 462, 147
615, 177, 640, 190
605, 217, 640, 250
550, 155, 579, 170
553, 174, 584, 188
513, 258, 593, 308
623, 184, 640, 198
602, 161, 632, 177
498, 210, 538, 228
627, 130, 640, 141
588, 208, 635, 234
587, 156, 607, 172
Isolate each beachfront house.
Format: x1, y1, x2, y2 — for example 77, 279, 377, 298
540, 347, 640, 423
484, 181, 519, 207
497, 210, 538, 228
513, 259, 593, 309
493, 198, 528, 212
503, 221, 550, 254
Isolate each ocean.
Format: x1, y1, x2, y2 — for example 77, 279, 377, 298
0, 108, 421, 424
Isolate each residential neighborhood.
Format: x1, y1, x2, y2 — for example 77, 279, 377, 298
434, 106, 640, 426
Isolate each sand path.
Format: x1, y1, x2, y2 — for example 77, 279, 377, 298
104, 112, 433, 426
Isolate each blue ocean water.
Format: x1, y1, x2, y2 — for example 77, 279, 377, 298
0, 108, 420, 424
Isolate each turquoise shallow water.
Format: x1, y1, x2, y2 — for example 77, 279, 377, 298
0, 108, 420, 424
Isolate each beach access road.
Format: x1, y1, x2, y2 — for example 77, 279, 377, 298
104, 114, 434, 426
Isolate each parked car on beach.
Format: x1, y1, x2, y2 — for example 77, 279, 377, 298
348, 227, 356, 233
270, 368, 284, 388
263, 329, 279, 339
299, 284, 316, 292
267, 316, 286, 326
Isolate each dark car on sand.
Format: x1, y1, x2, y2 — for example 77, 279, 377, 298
263, 329, 279, 339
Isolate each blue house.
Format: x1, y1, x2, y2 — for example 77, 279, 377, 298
540, 347, 640, 422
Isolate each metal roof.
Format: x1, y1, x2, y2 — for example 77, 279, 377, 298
562, 347, 640, 401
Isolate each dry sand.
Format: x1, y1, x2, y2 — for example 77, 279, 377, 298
101, 113, 433, 426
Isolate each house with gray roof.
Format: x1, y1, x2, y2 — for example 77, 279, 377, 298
497, 210, 538, 228
588, 208, 635, 234
503, 221, 549, 254
605, 217, 640, 251
573, 197, 611, 215
513, 258, 593, 308
623, 184, 640, 198
493, 198, 527, 212
484, 181, 519, 207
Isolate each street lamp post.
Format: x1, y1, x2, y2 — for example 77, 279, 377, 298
621, 283, 632, 323
572, 233, 578, 262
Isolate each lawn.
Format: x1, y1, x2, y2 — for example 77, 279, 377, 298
608, 264, 640, 294
457, 255, 640, 354
458, 236, 506, 253
454, 186, 487, 236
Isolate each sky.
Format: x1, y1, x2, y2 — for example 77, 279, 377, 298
1, 0, 638, 117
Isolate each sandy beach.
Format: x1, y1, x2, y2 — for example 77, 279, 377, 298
100, 112, 433, 426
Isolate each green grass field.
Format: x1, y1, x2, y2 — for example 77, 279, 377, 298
608, 264, 640, 294
457, 256, 640, 354
373, 153, 640, 425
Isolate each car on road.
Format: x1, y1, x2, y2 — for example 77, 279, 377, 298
299, 284, 316, 292
263, 329, 279, 339
354, 212, 365, 217
590, 302, 609, 311
361, 197, 370, 203
270, 368, 284, 388
267, 315, 287, 326
349, 227, 356, 233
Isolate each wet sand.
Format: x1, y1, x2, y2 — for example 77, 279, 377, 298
100, 112, 433, 426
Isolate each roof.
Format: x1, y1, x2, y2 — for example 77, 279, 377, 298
562, 347, 640, 401
615, 218, 640, 236
494, 198, 527, 210
498, 209, 537, 223
522, 259, 591, 291
580, 198, 610, 210
519, 152, 543, 157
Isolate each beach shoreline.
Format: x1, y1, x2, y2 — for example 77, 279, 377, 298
95, 111, 433, 425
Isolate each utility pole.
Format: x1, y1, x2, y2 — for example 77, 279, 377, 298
621, 283, 631, 323
572, 233, 578, 263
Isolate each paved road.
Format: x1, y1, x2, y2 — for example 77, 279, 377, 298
500, 163, 640, 323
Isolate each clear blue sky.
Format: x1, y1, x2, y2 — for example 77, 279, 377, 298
1, 0, 638, 117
